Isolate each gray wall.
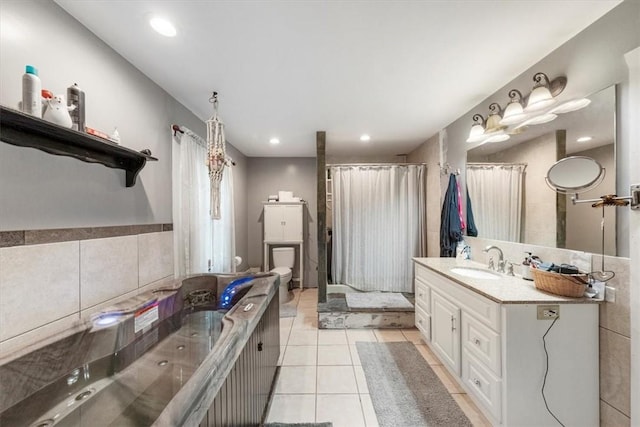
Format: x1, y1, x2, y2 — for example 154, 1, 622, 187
0, 1, 249, 269
425, 2, 638, 423
407, 135, 441, 257
441, 0, 639, 258
246, 158, 317, 286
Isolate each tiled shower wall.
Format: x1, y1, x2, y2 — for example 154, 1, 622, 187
407, 134, 442, 257
0, 228, 174, 357
466, 236, 631, 426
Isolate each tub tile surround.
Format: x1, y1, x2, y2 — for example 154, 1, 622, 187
464, 236, 631, 422
139, 231, 174, 285
0, 241, 80, 342
80, 235, 138, 309
0, 224, 173, 248
0, 230, 174, 357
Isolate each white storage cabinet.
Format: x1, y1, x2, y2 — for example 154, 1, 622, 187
263, 202, 304, 289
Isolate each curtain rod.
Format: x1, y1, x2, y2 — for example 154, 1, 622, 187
172, 124, 236, 166
467, 162, 528, 167
326, 163, 426, 168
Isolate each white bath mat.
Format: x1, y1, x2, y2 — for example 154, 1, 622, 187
345, 292, 413, 310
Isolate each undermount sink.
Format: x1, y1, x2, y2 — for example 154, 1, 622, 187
450, 267, 501, 280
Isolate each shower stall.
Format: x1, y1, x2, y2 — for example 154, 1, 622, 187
326, 163, 427, 295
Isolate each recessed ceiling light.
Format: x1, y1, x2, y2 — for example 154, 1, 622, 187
269, 138, 280, 145
360, 134, 371, 142
150, 17, 177, 37
577, 136, 593, 142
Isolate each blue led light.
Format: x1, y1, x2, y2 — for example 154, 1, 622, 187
218, 276, 254, 309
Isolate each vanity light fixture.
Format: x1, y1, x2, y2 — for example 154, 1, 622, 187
577, 136, 593, 142
500, 90, 528, 125
360, 134, 371, 142
484, 103, 506, 133
549, 98, 592, 114
149, 17, 177, 37
524, 72, 557, 112
269, 138, 280, 145
484, 132, 510, 143
519, 112, 558, 127
466, 114, 487, 143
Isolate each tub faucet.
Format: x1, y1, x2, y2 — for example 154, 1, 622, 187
483, 245, 504, 272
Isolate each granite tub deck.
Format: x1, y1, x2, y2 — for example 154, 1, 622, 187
0, 272, 280, 426
413, 257, 603, 304
318, 293, 416, 329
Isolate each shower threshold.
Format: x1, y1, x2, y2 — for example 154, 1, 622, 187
317, 289, 415, 330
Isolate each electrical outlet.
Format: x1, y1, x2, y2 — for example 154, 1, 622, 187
537, 305, 560, 320
605, 286, 616, 303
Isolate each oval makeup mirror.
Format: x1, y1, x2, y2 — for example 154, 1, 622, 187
545, 156, 605, 194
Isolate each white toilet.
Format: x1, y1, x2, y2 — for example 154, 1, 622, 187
270, 247, 294, 304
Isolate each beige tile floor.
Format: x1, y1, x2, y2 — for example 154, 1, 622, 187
265, 288, 492, 427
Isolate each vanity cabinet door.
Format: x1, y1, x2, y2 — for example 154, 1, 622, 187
431, 291, 461, 375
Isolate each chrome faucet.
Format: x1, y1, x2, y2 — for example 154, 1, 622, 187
483, 245, 504, 273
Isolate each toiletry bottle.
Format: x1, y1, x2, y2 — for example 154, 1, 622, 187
22, 65, 42, 118
522, 252, 534, 281
67, 83, 85, 131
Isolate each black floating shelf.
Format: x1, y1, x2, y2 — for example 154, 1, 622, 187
0, 106, 158, 187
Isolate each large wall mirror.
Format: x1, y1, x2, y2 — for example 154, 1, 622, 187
466, 85, 616, 255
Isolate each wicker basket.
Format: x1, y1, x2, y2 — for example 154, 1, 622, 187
531, 268, 588, 298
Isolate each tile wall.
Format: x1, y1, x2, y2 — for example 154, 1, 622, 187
0, 229, 174, 358
466, 236, 631, 426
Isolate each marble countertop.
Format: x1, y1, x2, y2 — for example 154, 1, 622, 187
413, 257, 602, 305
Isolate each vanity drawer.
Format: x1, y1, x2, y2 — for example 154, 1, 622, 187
462, 313, 501, 377
415, 262, 431, 282
415, 304, 431, 341
415, 278, 431, 314
462, 349, 502, 423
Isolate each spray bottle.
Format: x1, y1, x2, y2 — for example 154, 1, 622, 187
22, 65, 42, 118
67, 83, 85, 131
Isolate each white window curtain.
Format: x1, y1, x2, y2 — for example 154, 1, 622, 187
466, 163, 526, 242
172, 128, 235, 277
331, 164, 426, 292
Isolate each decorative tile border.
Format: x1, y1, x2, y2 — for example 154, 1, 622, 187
0, 224, 173, 248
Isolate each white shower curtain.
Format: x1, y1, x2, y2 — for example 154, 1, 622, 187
466, 163, 525, 242
331, 164, 426, 292
172, 128, 235, 277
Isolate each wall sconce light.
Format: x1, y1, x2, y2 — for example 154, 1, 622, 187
467, 71, 573, 145
500, 89, 528, 125
484, 133, 511, 143
549, 98, 592, 114
466, 114, 487, 143
485, 103, 506, 133
519, 112, 558, 127
525, 72, 558, 112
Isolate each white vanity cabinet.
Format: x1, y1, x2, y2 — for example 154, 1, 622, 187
413, 258, 600, 426
431, 292, 461, 375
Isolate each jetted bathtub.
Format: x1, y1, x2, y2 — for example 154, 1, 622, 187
0, 272, 281, 426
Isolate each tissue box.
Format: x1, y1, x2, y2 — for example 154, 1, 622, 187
278, 191, 294, 201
